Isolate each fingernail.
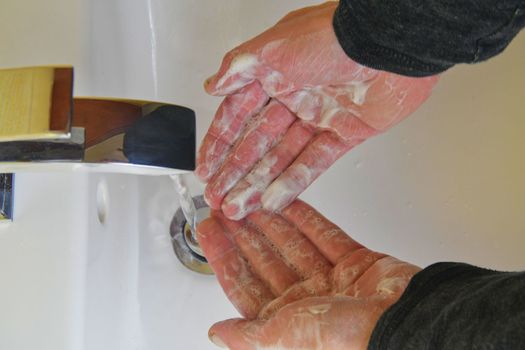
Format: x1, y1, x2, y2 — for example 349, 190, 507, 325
204, 74, 217, 89
195, 220, 210, 238
204, 187, 221, 210
194, 165, 209, 181
221, 202, 239, 219
209, 333, 228, 348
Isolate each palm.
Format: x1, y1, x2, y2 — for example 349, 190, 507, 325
197, 200, 420, 349
196, 2, 439, 220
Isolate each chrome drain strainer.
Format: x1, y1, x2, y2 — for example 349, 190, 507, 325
170, 195, 214, 275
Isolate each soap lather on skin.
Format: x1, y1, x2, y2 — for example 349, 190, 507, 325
214, 54, 260, 94
221, 156, 278, 221
197, 197, 421, 350
197, 1, 439, 219
222, 121, 316, 219
196, 81, 269, 181
204, 100, 296, 211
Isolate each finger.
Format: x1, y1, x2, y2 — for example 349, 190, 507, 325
214, 211, 300, 296
196, 218, 274, 319
221, 121, 316, 220
204, 100, 296, 209
247, 210, 332, 279
209, 318, 264, 350
281, 200, 363, 265
331, 248, 387, 294
258, 273, 331, 319
196, 81, 269, 181
261, 131, 360, 212
212, 297, 374, 350
255, 296, 374, 349
205, 49, 261, 96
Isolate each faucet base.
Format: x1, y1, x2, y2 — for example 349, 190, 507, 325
170, 195, 213, 275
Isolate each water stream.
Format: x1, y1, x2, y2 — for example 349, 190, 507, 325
170, 174, 197, 239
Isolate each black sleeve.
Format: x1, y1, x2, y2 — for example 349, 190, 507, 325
368, 262, 525, 349
333, 0, 525, 77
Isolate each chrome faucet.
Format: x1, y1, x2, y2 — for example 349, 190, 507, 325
0, 65, 196, 221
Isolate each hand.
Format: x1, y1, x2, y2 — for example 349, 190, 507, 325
196, 2, 439, 220
197, 200, 420, 349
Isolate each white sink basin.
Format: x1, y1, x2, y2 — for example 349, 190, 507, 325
1, 0, 524, 349
0, 172, 234, 349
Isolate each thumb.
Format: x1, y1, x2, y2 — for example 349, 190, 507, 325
205, 49, 260, 96
208, 318, 265, 349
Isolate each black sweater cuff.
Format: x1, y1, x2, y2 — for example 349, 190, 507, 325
333, 0, 525, 77
333, 1, 452, 77
368, 262, 525, 349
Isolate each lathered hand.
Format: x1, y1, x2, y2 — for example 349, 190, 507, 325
196, 2, 438, 219
197, 200, 420, 349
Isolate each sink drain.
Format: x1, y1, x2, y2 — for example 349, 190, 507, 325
170, 195, 213, 275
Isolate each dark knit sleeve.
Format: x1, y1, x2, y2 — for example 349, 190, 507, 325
368, 262, 525, 349
333, 0, 525, 77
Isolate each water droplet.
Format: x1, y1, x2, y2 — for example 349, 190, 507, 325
354, 161, 363, 169
406, 201, 413, 209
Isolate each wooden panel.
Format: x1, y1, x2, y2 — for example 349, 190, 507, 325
49, 67, 73, 132
0, 67, 54, 139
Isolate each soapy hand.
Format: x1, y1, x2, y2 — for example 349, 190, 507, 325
197, 200, 420, 349
196, 2, 439, 219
